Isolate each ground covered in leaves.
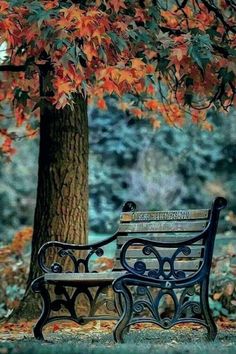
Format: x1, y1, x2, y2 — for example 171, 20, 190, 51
0, 321, 236, 354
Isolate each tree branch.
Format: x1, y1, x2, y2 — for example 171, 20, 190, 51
201, 0, 236, 33
0, 65, 26, 72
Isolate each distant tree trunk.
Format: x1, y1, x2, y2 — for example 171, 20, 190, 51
11, 68, 89, 319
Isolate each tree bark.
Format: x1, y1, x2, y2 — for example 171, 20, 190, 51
11, 91, 89, 319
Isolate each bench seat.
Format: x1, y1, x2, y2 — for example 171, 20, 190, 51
44, 271, 126, 284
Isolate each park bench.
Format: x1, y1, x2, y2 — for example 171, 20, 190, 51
32, 197, 226, 342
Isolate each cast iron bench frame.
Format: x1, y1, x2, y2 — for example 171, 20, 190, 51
32, 197, 226, 342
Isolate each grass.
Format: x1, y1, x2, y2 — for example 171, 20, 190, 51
0, 329, 236, 354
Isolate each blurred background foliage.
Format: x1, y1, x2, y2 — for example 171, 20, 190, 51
89, 99, 236, 234
0, 99, 236, 244
0, 100, 236, 319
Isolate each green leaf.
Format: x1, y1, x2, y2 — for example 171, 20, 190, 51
189, 34, 213, 70
221, 308, 229, 316
184, 93, 193, 105
108, 32, 127, 52
14, 88, 30, 107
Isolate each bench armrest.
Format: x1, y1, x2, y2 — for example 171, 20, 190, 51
38, 233, 118, 273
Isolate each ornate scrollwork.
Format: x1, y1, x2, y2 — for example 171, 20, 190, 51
137, 286, 148, 296
121, 238, 204, 287
51, 262, 63, 273
128, 284, 203, 329
49, 283, 116, 323
134, 261, 146, 275
125, 244, 198, 282
133, 302, 145, 313
38, 233, 117, 274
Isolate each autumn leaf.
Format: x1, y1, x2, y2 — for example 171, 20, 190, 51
161, 10, 179, 29
53, 324, 60, 332
118, 101, 129, 111
0, 0, 8, 13
131, 58, 146, 71
191, 109, 206, 124
110, 0, 126, 13
53, 77, 75, 96
1, 137, 16, 155
43, 0, 59, 11
102, 78, 119, 95
14, 106, 27, 127
201, 121, 214, 131
150, 117, 161, 129
0, 0, 235, 151
145, 99, 160, 111
146, 84, 155, 95
97, 98, 107, 110
130, 108, 143, 119
10, 227, 32, 254
83, 42, 98, 62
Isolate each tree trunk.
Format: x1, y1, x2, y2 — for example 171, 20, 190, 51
12, 93, 89, 319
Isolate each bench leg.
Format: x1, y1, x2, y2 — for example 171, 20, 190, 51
115, 293, 131, 335
200, 279, 217, 341
32, 277, 51, 340
113, 280, 132, 343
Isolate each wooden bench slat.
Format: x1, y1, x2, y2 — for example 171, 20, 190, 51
120, 209, 210, 222
115, 247, 203, 259
45, 271, 126, 283
118, 221, 207, 233
117, 235, 205, 245
114, 259, 202, 271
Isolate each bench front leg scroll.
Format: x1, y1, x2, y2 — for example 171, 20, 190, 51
32, 276, 51, 340
113, 277, 133, 343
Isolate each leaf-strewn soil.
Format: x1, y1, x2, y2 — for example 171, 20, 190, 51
0, 321, 236, 354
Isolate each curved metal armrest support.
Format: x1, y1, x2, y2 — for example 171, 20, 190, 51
38, 232, 118, 273
120, 234, 208, 281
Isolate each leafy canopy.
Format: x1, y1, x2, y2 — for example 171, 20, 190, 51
0, 0, 235, 154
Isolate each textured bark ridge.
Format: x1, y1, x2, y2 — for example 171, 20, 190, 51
30, 93, 88, 277
12, 93, 89, 320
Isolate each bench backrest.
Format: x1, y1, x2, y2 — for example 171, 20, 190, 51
113, 198, 226, 280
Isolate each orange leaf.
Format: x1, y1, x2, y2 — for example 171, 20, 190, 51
1, 137, 16, 155
97, 98, 107, 110
43, 0, 59, 10
146, 84, 155, 95
102, 78, 119, 94
145, 99, 159, 111
131, 58, 146, 70
150, 117, 161, 129
0, 0, 9, 13
53, 324, 60, 332
130, 108, 143, 119
15, 106, 27, 127
110, 0, 126, 13
83, 42, 97, 62
201, 121, 213, 131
